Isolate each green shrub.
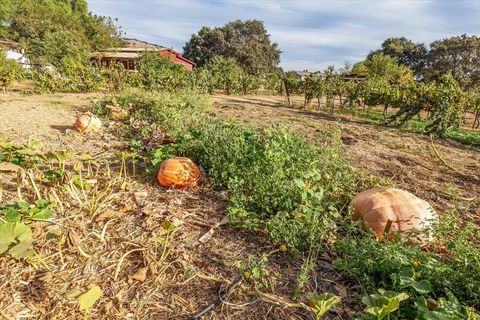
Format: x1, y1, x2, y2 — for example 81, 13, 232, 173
33, 58, 101, 93
93, 88, 210, 148
160, 119, 357, 251
137, 51, 188, 90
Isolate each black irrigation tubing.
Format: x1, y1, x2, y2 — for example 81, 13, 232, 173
187, 276, 243, 320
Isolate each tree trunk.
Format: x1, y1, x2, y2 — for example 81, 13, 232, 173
284, 80, 291, 106
473, 109, 480, 129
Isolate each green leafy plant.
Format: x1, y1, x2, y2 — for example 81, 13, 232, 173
0, 222, 34, 259
1, 200, 55, 223
361, 289, 409, 320
307, 292, 342, 318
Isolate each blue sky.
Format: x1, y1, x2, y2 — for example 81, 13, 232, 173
87, 0, 480, 71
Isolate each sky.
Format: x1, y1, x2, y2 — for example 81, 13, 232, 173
87, 0, 480, 71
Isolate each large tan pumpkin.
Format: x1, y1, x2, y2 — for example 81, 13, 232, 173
352, 187, 436, 241
157, 157, 201, 189
75, 112, 102, 133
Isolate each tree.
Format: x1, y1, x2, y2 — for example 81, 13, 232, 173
424, 34, 480, 89
353, 53, 413, 84
184, 19, 281, 74
368, 37, 427, 77
0, 49, 22, 93
203, 56, 243, 94
2, 0, 122, 66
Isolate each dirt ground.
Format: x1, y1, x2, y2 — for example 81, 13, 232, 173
0, 91, 479, 319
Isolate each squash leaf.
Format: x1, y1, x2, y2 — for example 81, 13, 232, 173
362, 290, 408, 320
78, 284, 102, 314
0, 222, 34, 258
307, 292, 341, 318
399, 268, 432, 294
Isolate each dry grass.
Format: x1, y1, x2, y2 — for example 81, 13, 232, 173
2, 91, 478, 319
0, 92, 354, 319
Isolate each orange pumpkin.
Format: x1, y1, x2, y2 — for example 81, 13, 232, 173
352, 187, 436, 241
75, 112, 102, 133
157, 157, 201, 189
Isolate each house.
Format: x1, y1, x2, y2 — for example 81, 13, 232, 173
91, 39, 195, 71
341, 72, 367, 82
0, 38, 31, 69
292, 70, 311, 80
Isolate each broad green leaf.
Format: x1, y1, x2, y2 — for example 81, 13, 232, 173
14, 222, 33, 242
0, 223, 16, 254
307, 292, 341, 318
9, 239, 34, 259
362, 290, 408, 320
32, 208, 53, 221
17, 202, 30, 213
4, 207, 21, 222
46, 227, 62, 240
0, 222, 34, 258
365, 298, 400, 320
399, 268, 432, 294
161, 220, 175, 232
78, 284, 103, 314
423, 311, 453, 320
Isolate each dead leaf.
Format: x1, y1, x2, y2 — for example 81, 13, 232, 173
0, 162, 24, 172
334, 284, 348, 298
95, 209, 117, 222
130, 267, 148, 282
67, 230, 81, 247
65, 288, 83, 299
198, 228, 215, 244
216, 216, 229, 227
133, 191, 148, 206
38, 272, 53, 283
171, 217, 184, 227
104, 300, 114, 314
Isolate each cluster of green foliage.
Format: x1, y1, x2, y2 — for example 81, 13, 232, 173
0, 0, 122, 67
137, 51, 188, 90
370, 35, 480, 89
32, 58, 101, 93
92, 88, 209, 149
289, 58, 478, 139
335, 205, 480, 318
183, 19, 281, 74
0, 48, 23, 93
0, 0, 122, 93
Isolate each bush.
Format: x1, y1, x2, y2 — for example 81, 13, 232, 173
137, 51, 188, 90
155, 118, 357, 252
0, 49, 23, 93
33, 58, 101, 93
93, 88, 210, 146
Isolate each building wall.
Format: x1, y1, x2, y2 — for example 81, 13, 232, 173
159, 50, 194, 71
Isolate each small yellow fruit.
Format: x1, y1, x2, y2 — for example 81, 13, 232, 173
243, 271, 251, 279
279, 244, 288, 253
411, 259, 421, 267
